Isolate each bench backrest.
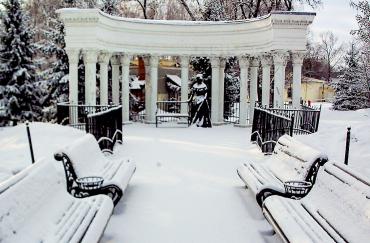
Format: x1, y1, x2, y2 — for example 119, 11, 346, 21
62, 134, 107, 178
301, 163, 370, 242
0, 160, 68, 242
266, 135, 328, 183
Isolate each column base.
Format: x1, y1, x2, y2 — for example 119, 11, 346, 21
212, 122, 227, 126
234, 123, 252, 128
177, 120, 190, 125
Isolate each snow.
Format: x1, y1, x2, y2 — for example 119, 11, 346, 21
166, 74, 182, 87
294, 103, 370, 177
100, 124, 277, 243
0, 103, 369, 242
0, 123, 84, 182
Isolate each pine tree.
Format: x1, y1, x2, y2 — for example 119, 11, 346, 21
332, 44, 368, 110
37, 18, 69, 121
0, 0, 42, 124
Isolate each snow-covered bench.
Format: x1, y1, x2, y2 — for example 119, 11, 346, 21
0, 159, 113, 243
55, 134, 136, 206
237, 135, 328, 206
263, 162, 370, 243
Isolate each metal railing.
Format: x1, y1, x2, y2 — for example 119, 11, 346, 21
86, 106, 123, 153
57, 103, 118, 130
223, 101, 251, 124
251, 107, 294, 154
156, 100, 192, 127
260, 104, 321, 135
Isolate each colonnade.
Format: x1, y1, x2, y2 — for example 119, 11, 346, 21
66, 49, 305, 126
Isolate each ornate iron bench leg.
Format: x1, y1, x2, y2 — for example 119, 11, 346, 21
256, 187, 288, 208
72, 184, 123, 206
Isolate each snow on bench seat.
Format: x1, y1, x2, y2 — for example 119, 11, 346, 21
61, 133, 136, 193
237, 135, 328, 196
0, 160, 113, 243
263, 162, 370, 243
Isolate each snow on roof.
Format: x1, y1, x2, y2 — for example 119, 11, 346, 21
130, 76, 145, 90
166, 75, 181, 87
302, 77, 326, 83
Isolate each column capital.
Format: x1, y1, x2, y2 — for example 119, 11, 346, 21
110, 55, 120, 65
250, 57, 260, 67
180, 56, 190, 67
239, 55, 251, 68
260, 54, 272, 67
98, 52, 111, 64
120, 54, 132, 66
220, 58, 227, 69
272, 51, 289, 65
83, 49, 98, 64
149, 55, 159, 67
292, 51, 306, 65
142, 56, 150, 66
66, 48, 80, 64
210, 57, 220, 68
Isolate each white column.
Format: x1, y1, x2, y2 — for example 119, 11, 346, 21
238, 56, 250, 127
98, 52, 111, 105
111, 56, 120, 105
66, 49, 80, 124
292, 52, 305, 108
249, 57, 259, 124
146, 55, 158, 123
83, 50, 98, 106
219, 58, 226, 123
210, 57, 220, 124
273, 52, 288, 108
143, 56, 151, 121
120, 54, 132, 123
261, 55, 272, 107
180, 56, 190, 114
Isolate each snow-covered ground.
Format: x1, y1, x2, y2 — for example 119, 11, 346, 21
101, 124, 276, 243
295, 103, 370, 177
0, 102, 369, 242
0, 123, 84, 182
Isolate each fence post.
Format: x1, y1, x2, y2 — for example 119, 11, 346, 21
26, 122, 35, 164
344, 127, 351, 165
289, 114, 295, 136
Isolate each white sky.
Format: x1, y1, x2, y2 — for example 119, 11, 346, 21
302, 0, 358, 44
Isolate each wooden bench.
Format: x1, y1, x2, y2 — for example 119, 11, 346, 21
155, 100, 191, 127
262, 162, 370, 243
237, 135, 328, 206
55, 134, 136, 206
0, 159, 113, 243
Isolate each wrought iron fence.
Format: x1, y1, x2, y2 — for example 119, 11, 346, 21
57, 103, 117, 130
86, 106, 123, 153
251, 107, 294, 154
223, 101, 251, 124
261, 104, 321, 135
156, 100, 191, 127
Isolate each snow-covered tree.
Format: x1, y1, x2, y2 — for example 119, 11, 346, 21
203, 0, 226, 21
101, 0, 120, 15
332, 44, 368, 110
0, 0, 43, 124
37, 18, 69, 121
350, 0, 370, 105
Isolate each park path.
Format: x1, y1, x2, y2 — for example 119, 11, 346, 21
100, 124, 279, 243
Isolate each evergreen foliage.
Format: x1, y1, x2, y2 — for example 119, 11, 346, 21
0, 0, 42, 124
332, 44, 368, 110
37, 18, 69, 121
